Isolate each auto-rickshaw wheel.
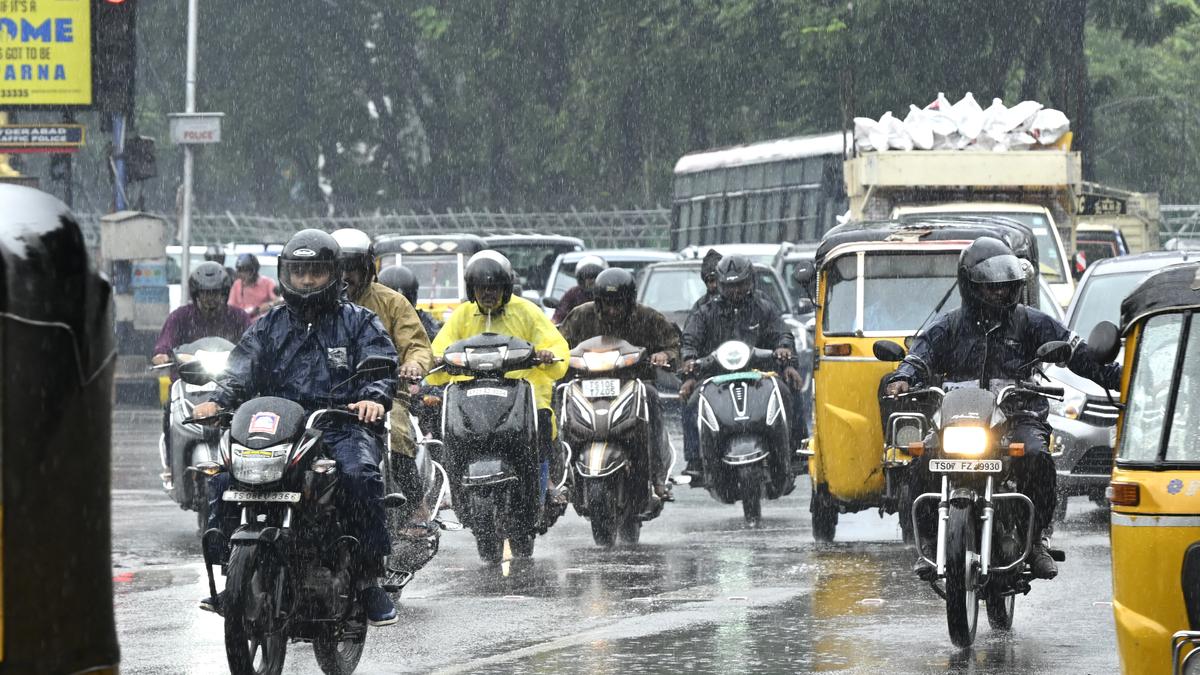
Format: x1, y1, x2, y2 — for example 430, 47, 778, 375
810, 481, 838, 542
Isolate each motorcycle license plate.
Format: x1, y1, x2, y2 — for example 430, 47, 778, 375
929, 459, 1002, 473
222, 490, 301, 503
581, 379, 620, 398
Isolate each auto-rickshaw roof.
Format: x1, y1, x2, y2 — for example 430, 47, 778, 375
814, 217, 1039, 270
1120, 261, 1200, 332
374, 233, 487, 255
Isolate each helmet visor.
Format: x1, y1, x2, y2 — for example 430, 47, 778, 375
280, 259, 336, 294
977, 280, 1024, 308
966, 254, 1025, 284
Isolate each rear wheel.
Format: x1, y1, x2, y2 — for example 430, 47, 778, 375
810, 481, 838, 543
194, 476, 210, 536
223, 545, 288, 675
985, 587, 1015, 630
470, 495, 503, 564
618, 515, 642, 545
739, 464, 763, 527
898, 481, 915, 545
510, 533, 535, 558
312, 608, 367, 675
586, 481, 617, 548
944, 505, 980, 648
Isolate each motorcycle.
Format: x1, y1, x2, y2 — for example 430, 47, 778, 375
559, 336, 671, 548
874, 339, 1070, 648
438, 333, 557, 563
691, 340, 795, 526
181, 356, 400, 675
153, 336, 235, 532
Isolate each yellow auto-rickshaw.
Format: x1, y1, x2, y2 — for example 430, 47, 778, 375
795, 218, 1043, 542
1098, 261, 1200, 674
373, 233, 488, 322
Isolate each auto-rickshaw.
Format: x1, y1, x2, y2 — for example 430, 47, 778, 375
0, 185, 120, 672
1096, 261, 1200, 674
795, 217, 1042, 542
374, 233, 487, 322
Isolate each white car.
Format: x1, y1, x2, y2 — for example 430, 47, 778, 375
167, 244, 280, 309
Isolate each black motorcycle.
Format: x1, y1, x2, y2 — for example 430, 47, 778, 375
181, 357, 399, 675
153, 336, 235, 532
875, 339, 1070, 648
559, 336, 670, 547
438, 333, 553, 563
691, 340, 794, 526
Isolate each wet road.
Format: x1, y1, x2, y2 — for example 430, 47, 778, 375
112, 410, 1117, 674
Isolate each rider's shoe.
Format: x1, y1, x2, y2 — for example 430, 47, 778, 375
682, 459, 705, 486
363, 586, 399, 626
1028, 538, 1059, 580
912, 542, 936, 581
654, 482, 674, 502
198, 590, 226, 615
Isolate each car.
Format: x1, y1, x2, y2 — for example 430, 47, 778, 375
1043, 250, 1196, 518
541, 248, 677, 314
637, 259, 813, 410
677, 243, 787, 267
166, 243, 280, 310
1074, 223, 1130, 274
482, 234, 585, 299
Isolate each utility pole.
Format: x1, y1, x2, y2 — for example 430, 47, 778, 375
179, 0, 199, 304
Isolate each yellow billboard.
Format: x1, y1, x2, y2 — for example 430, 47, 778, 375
0, 0, 93, 106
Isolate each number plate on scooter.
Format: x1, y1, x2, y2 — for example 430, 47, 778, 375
581, 379, 620, 398
929, 459, 1002, 473
222, 490, 301, 503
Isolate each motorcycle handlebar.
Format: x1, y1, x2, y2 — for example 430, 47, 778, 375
1019, 382, 1065, 397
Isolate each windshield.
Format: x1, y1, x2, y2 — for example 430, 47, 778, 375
1120, 313, 1197, 462
925, 211, 1066, 282
1069, 271, 1149, 338
641, 268, 787, 313
550, 259, 661, 299
824, 251, 960, 334
403, 254, 461, 302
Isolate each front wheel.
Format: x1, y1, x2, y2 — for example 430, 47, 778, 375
810, 481, 838, 543
224, 545, 288, 675
739, 464, 763, 527
313, 609, 367, 675
944, 504, 980, 648
470, 495, 503, 564
898, 481, 914, 545
586, 481, 617, 549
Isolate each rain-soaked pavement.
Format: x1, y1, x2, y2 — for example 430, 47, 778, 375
112, 410, 1117, 674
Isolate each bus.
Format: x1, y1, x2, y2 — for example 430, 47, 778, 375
670, 131, 850, 250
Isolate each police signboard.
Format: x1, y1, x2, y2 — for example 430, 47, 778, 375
168, 112, 224, 145
0, 0, 92, 106
0, 124, 85, 151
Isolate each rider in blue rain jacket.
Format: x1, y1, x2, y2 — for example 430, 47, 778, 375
193, 229, 402, 626
884, 236, 1121, 581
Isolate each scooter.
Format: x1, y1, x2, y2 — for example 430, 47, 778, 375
692, 340, 794, 526
153, 336, 235, 532
559, 336, 671, 548
438, 333, 554, 563
182, 356, 401, 675
875, 339, 1071, 648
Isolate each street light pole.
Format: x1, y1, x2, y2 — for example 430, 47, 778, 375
179, 0, 199, 304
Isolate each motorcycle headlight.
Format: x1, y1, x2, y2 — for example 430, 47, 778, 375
1047, 384, 1087, 420
943, 426, 989, 456
195, 349, 230, 374
582, 350, 620, 372
230, 443, 289, 484
716, 341, 751, 371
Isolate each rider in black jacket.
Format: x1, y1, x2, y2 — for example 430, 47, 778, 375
885, 237, 1121, 580
679, 255, 806, 479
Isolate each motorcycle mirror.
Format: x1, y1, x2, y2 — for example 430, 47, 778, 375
177, 360, 214, 386
356, 356, 398, 380
872, 340, 906, 362
1036, 340, 1073, 364
1087, 321, 1121, 363
436, 518, 464, 532
791, 261, 816, 299
541, 295, 560, 309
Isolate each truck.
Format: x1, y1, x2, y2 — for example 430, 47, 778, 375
1074, 181, 1160, 257
843, 149, 1082, 306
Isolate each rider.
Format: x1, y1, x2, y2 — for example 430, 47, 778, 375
377, 264, 442, 340
691, 249, 724, 311
679, 255, 807, 480
331, 229, 435, 539
228, 253, 278, 320
552, 255, 607, 323
884, 236, 1121, 581
151, 262, 251, 473
557, 267, 679, 501
426, 251, 570, 514
192, 229, 402, 626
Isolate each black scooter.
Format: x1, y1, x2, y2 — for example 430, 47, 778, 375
183, 357, 400, 675
692, 340, 794, 526
559, 336, 670, 547
438, 333, 552, 563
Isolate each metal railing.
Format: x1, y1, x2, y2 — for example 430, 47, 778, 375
76, 207, 673, 250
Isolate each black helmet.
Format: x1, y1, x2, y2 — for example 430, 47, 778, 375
278, 229, 341, 312
716, 255, 753, 286
189, 261, 232, 299
331, 228, 376, 278
592, 268, 636, 309
701, 249, 724, 281
465, 251, 514, 306
958, 237, 1026, 311
203, 245, 225, 264
575, 255, 608, 283
235, 253, 260, 274
378, 265, 419, 305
